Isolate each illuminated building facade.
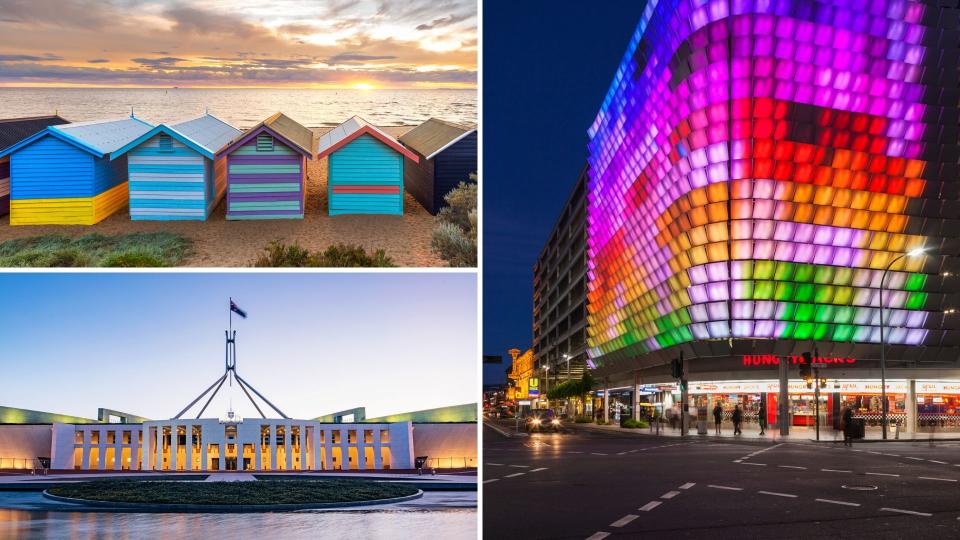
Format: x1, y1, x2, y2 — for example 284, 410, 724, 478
584, 1, 960, 429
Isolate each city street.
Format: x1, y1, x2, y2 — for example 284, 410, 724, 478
483, 420, 960, 539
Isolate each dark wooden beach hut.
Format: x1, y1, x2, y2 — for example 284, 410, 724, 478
398, 118, 477, 215
0, 115, 70, 215
0, 116, 154, 225
220, 113, 314, 220
317, 116, 419, 216
111, 113, 241, 220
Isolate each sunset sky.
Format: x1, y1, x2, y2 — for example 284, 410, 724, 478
0, 0, 477, 88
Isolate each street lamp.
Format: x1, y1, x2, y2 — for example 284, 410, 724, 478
563, 353, 572, 382
879, 246, 928, 439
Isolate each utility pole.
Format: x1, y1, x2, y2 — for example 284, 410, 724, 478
673, 352, 688, 437
779, 353, 789, 437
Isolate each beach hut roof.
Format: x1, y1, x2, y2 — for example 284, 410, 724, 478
317, 115, 418, 162
111, 113, 241, 160
220, 112, 315, 158
398, 118, 476, 161
0, 115, 70, 152
0, 116, 154, 159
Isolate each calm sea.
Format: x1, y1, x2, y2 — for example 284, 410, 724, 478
0, 88, 476, 128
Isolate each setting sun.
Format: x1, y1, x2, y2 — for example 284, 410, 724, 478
352, 82, 375, 90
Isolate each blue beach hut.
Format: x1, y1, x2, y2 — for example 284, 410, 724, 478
0, 116, 154, 225
398, 118, 477, 215
317, 116, 419, 216
112, 113, 241, 220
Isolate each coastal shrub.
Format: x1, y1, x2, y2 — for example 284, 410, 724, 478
432, 177, 477, 267
253, 241, 395, 267
0, 233, 191, 267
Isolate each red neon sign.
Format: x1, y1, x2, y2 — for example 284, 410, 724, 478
742, 355, 856, 367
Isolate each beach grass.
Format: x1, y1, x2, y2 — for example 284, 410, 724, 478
0, 232, 193, 267
47, 478, 418, 505
252, 240, 395, 267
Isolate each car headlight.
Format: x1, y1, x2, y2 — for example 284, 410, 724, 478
551, 419, 560, 425
531, 418, 541, 425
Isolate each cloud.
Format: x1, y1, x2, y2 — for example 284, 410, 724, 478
131, 56, 186, 68
416, 13, 470, 31
326, 53, 398, 65
0, 54, 62, 61
276, 23, 320, 36
87, 58, 109, 63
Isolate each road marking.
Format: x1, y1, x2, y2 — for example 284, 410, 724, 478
919, 476, 957, 482
929, 460, 947, 464
638, 501, 662, 511
505, 472, 526, 478
867, 451, 881, 454
568, 451, 584, 454
483, 479, 499, 484
906, 457, 924, 461
707, 485, 743, 491
733, 459, 742, 463
778, 465, 806, 470
821, 468, 852, 473
884, 454, 900, 457
616, 452, 627, 455
660, 491, 681, 499
816, 498, 860, 507
679, 482, 696, 490
591, 453, 608, 456
881, 507, 932, 517
742, 462, 766, 466
866, 472, 899, 477
486, 463, 504, 466
585, 532, 610, 540
610, 515, 638, 527
758, 491, 797, 498
509, 464, 530, 468
530, 467, 548, 473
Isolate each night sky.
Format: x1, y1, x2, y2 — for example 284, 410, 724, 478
483, 1, 648, 384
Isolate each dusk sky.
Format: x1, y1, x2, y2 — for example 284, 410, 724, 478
0, 273, 476, 420
0, 0, 476, 88
483, 1, 647, 384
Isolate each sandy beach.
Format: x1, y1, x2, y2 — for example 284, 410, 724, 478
0, 126, 452, 268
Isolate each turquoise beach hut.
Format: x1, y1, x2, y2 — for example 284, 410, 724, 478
112, 113, 241, 220
317, 116, 419, 216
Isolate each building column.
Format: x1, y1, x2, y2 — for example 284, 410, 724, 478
170, 425, 179, 471
603, 383, 610, 423
254, 428, 262, 471
81, 433, 91, 470
155, 427, 163, 471
269, 425, 278, 470
299, 424, 307, 470
312, 426, 321, 471
201, 425, 209, 471
284, 424, 293, 470
373, 430, 383, 469
634, 380, 641, 421
906, 379, 917, 434
114, 441, 122, 470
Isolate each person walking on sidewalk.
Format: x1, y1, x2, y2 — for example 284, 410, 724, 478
732, 405, 743, 435
841, 405, 854, 447
758, 400, 767, 436
713, 401, 723, 435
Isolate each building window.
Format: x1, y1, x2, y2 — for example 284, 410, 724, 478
380, 429, 390, 443
158, 133, 173, 152
106, 431, 115, 444
256, 134, 274, 152
74, 431, 84, 444
122, 431, 131, 445
90, 431, 99, 444
364, 430, 373, 444
348, 430, 357, 444
332, 431, 341, 444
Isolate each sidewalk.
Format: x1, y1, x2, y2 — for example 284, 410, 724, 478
571, 420, 960, 443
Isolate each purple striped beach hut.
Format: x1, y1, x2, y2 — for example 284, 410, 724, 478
219, 113, 315, 220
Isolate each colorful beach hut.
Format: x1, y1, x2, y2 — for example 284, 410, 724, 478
0, 116, 154, 225
398, 118, 477, 215
220, 112, 314, 220
0, 115, 70, 216
111, 113, 241, 220
317, 116, 419, 216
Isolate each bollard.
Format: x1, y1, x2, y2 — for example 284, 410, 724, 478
895, 420, 900, 440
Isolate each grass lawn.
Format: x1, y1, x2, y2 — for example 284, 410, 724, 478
0, 232, 192, 267
46, 479, 419, 505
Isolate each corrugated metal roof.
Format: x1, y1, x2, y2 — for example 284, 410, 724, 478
261, 112, 314, 155
317, 115, 418, 161
398, 118, 475, 160
52, 116, 154, 156
169, 113, 241, 154
0, 115, 69, 152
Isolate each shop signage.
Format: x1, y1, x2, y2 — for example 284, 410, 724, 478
687, 380, 911, 395
742, 354, 856, 367
916, 381, 960, 394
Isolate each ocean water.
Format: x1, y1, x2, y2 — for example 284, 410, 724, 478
0, 88, 476, 128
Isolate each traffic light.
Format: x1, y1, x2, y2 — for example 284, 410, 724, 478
799, 352, 813, 379
671, 357, 683, 379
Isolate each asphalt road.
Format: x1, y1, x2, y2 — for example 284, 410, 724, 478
483, 421, 960, 539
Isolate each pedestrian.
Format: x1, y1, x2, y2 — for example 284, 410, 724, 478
758, 400, 767, 436
841, 404, 854, 447
732, 405, 743, 435
712, 401, 723, 435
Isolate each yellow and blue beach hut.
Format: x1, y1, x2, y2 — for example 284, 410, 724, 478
0, 115, 154, 225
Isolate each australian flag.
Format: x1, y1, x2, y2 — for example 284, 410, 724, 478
230, 299, 248, 319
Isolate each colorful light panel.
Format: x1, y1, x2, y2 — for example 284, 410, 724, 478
586, 0, 957, 364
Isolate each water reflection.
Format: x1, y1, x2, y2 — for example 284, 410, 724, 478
0, 508, 476, 539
